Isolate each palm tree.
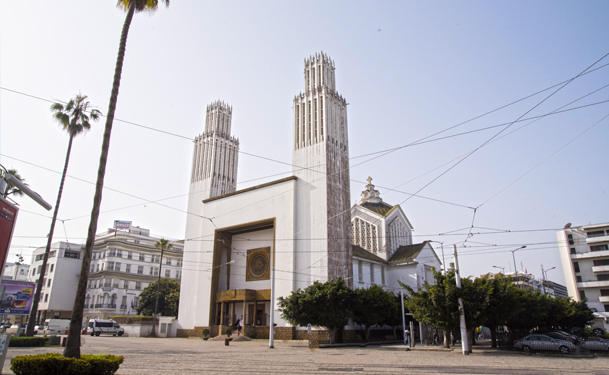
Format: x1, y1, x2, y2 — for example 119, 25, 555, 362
64, 0, 170, 358
150, 238, 173, 336
0, 168, 27, 198
26, 95, 101, 337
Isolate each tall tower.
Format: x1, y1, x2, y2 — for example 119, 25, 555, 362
190, 100, 239, 200
292, 52, 352, 287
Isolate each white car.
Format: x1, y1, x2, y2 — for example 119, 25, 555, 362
88, 319, 124, 337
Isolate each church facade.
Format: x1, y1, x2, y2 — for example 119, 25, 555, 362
177, 53, 440, 339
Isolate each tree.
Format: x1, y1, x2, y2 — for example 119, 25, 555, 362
381, 293, 403, 340
0, 168, 27, 198
352, 285, 388, 341
65, 0, 170, 359
277, 278, 353, 344
136, 278, 180, 317
26, 94, 100, 337
150, 238, 172, 336
400, 268, 460, 348
480, 274, 520, 347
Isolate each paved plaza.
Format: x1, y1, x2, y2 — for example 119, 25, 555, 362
3, 337, 609, 374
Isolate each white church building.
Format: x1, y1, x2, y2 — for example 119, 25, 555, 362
177, 53, 440, 340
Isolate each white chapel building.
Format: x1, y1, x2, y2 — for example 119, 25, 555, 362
177, 53, 440, 339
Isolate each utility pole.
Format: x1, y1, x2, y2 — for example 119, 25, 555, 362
269, 246, 275, 349
400, 278, 406, 345
453, 245, 469, 355
541, 265, 546, 294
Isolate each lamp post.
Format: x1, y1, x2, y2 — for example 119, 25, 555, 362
492, 265, 505, 274
510, 246, 527, 274
428, 241, 445, 274
541, 266, 556, 294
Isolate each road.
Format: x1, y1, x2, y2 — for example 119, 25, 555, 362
3, 336, 609, 374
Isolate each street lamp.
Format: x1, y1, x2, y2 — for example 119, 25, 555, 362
541, 266, 556, 294
511, 246, 527, 274
428, 240, 445, 274
492, 265, 505, 274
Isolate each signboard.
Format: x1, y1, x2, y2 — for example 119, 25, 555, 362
114, 220, 132, 230
0, 281, 36, 315
0, 197, 18, 273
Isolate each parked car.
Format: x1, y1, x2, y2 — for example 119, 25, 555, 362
581, 337, 609, 352
542, 330, 582, 344
514, 334, 575, 354
88, 319, 124, 337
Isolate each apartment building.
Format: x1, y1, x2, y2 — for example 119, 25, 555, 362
27, 241, 82, 321
2, 262, 30, 281
558, 222, 609, 330
85, 224, 184, 319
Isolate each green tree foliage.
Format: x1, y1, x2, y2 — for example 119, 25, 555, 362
400, 268, 460, 348
0, 168, 27, 198
352, 285, 397, 341
277, 278, 353, 344
480, 274, 520, 347
136, 278, 180, 317
381, 293, 404, 340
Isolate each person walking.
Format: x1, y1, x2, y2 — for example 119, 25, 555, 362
433, 330, 439, 346
404, 329, 410, 345
237, 319, 243, 337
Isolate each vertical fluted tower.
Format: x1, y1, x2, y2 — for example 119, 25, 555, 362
190, 100, 239, 199
292, 52, 352, 288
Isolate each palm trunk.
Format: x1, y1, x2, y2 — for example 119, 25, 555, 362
150, 246, 165, 336
490, 324, 497, 348
443, 329, 450, 348
26, 134, 74, 336
64, 3, 136, 359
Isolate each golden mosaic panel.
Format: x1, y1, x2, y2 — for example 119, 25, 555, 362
246, 247, 270, 281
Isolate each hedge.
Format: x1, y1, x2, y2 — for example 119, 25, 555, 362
9, 337, 48, 347
11, 353, 124, 375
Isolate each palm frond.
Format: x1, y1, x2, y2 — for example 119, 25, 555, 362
50, 102, 64, 113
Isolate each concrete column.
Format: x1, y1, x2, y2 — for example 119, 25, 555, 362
242, 300, 247, 325
220, 302, 225, 326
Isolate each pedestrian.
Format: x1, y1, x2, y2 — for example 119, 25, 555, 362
237, 319, 243, 337
433, 330, 439, 346
404, 329, 410, 345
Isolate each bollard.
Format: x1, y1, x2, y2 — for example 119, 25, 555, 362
225, 338, 229, 346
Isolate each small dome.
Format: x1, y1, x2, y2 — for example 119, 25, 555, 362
359, 177, 382, 204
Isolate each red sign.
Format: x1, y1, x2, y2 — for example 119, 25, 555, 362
0, 197, 18, 273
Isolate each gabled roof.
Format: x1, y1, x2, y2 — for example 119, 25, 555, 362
352, 245, 386, 264
360, 201, 396, 216
388, 241, 429, 264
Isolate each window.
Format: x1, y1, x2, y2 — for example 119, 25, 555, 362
573, 262, 580, 273
101, 251, 105, 258
570, 248, 576, 254
314, 98, 317, 138
594, 259, 609, 266
108, 261, 115, 271
127, 252, 132, 260
37, 266, 42, 274
320, 97, 324, 136
151, 267, 159, 276
115, 262, 121, 271
135, 282, 142, 290
50, 264, 54, 272
370, 264, 375, 284
32, 268, 36, 276
312, 67, 315, 86
152, 255, 160, 263
598, 275, 609, 281
605, 305, 609, 312
96, 264, 100, 272
600, 289, 609, 296
358, 261, 363, 283
576, 276, 582, 282
591, 245, 609, 252
116, 249, 122, 258
134, 240, 140, 244
123, 280, 128, 289
109, 249, 116, 256
49, 250, 56, 258
165, 269, 171, 278
308, 101, 311, 140
176, 270, 181, 279
381, 266, 385, 285
90, 265, 95, 273
177, 259, 183, 267
567, 234, 574, 245
35, 254, 43, 261
587, 230, 606, 238
134, 297, 140, 307
44, 294, 48, 302
121, 295, 127, 307
139, 254, 145, 261
580, 290, 586, 300
47, 279, 51, 287
137, 266, 144, 275
126, 264, 131, 273
166, 258, 172, 266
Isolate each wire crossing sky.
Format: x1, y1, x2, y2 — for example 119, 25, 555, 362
2, 1, 609, 285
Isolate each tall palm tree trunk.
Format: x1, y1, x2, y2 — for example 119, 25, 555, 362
26, 134, 74, 336
64, 3, 136, 359
150, 246, 165, 337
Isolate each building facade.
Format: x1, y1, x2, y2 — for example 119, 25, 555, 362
27, 241, 82, 321
85, 224, 184, 319
488, 271, 568, 299
557, 222, 609, 329
2, 262, 29, 281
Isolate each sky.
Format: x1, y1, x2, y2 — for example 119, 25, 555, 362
1, 1, 609, 287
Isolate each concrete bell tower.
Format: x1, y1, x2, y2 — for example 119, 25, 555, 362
292, 52, 352, 288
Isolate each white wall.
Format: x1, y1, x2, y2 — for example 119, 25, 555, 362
230, 229, 273, 291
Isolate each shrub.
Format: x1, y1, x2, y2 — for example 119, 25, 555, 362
11, 353, 123, 375
9, 337, 48, 347
202, 328, 210, 338
225, 328, 232, 337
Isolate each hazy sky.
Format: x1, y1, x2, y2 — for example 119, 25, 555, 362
2, 1, 609, 287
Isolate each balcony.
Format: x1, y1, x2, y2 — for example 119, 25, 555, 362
586, 235, 609, 244
120, 304, 128, 310
592, 266, 609, 273
577, 280, 609, 288
599, 296, 609, 303
572, 250, 609, 259
94, 304, 117, 309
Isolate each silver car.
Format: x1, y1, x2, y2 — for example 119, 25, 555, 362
514, 334, 575, 354
582, 338, 609, 352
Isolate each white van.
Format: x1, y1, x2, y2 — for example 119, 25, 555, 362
88, 319, 124, 337
43, 319, 71, 335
